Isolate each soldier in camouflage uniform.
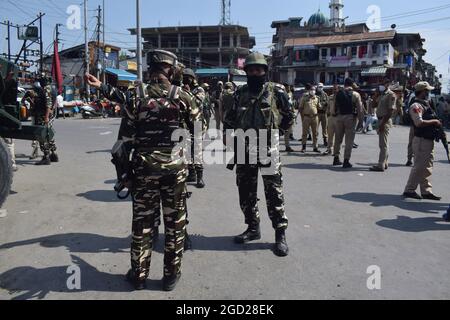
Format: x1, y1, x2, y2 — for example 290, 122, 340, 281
316, 83, 329, 147
86, 50, 196, 292
223, 53, 294, 257
32, 76, 59, 166
183, 68, 207, 189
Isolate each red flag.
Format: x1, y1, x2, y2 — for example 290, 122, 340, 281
51, 40, 63, 95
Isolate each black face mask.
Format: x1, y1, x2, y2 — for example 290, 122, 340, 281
247, 75, 266, 92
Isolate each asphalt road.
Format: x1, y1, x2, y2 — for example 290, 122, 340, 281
0, 117, 449, 300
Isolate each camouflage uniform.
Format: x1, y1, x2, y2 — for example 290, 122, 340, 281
102, 74, 195, 281
33, 83, 57, 160
224, 82, 294, 231
317, 90, 329, 144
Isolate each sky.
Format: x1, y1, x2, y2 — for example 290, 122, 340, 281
1, 0, 450, 92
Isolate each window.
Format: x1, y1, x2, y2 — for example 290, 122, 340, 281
361, 61, 367, 66
383, 60, 388, 64
321, 48, 328, 59
382, 44, 389, 54
372, 60, 377, 65
351, 46, 357, 57
372, 44, 378, 55
342, 47, 347, 56
330, 47, 337, 57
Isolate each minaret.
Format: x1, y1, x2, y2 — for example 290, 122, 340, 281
329, 0, 344, 27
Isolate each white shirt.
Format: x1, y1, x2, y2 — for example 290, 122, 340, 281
56, 95, 64, 109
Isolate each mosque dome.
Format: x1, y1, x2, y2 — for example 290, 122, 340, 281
307, 10, 330, 27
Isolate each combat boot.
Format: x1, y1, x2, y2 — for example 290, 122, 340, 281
184, 230, 192, 251
196, 171, 205, 189
187, 169, 196, 183
163, 273, 181, 292
343, 159, 353, 169
50, 152, 59, 163
274, 229, 289, 257
35, 156, 51, 166
323, 138, 328, 147
234, 225, 261, 244
301, 145, 306, 153
125, 269, 147, 291
333, 156, 342, 166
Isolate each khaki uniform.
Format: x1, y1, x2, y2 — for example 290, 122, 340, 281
327, 94, 336, 154
300, 93, 320, 149
376, 89, 396, 168
333, 89, 362, 160
317, 91, 329, 141
404, 101, 435, 195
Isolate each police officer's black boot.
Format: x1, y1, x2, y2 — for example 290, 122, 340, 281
274, 229, 289, 257
343, 159, 353, 169
184, 230, 192, 251
163, 273, 181, 292
35, 155, 51, 166
50, 152, 59, 163
234, 224, 261, 244
125, 269, 147, 290
196, 171, 205, 189
333, 156, 342, 166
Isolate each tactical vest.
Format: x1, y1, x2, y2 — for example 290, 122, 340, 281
236, 83, 280, 131
335, 89, 357, 115
411, 99, 438, 141
135, 85, 185, 150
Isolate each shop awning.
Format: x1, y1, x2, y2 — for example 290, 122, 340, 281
361, 66, 388, 77
195, 68, 229, 77
105, 68, 137, 81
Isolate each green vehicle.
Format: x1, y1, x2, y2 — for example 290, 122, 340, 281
0, 57, 54, 207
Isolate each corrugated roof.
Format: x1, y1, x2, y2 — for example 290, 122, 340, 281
105, 68, 137, 81
361, 66, 388, 77
285, 30, 396, 47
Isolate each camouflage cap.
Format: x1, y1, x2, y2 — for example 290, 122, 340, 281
183, 68, 197, 79
147, 49, 178, 68
201, 83, 210, 89
244, 52, 268, 71
415, 81, 434, 92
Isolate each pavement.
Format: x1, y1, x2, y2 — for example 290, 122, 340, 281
0, 116, 449, 300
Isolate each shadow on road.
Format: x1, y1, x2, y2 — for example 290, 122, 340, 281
76, 190, 129, 202
333, 192, 447, 215
0, 255, 165, 300
86, 149, 111, 154
376, 216, 450, 233
284, 162, 367, 172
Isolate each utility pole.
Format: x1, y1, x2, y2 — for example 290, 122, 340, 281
96, 5, 101, 81
6, 21, 11, 61
84, 0, 90, 100
136, 0, 143, 81
102, 0, 106, 83
39, 13, 43, 74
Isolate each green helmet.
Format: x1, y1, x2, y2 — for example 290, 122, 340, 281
244, 52, 268, 71
183, 68, 197, 79
147, 49, 178, 68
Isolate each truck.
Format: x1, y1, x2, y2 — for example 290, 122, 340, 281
0, 57, 54, 207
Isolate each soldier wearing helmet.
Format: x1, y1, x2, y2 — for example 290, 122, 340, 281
223, 52, 294, 257
182, 68, 207, 189
86, 49, 197, 292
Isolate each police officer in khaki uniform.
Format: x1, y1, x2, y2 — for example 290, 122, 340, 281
370, 79, 396, 172
299, 84, 320, 153
333, 78, 363, 168
316, 83, 329, 147
323, 84, 339, 156
403, 82, 442, 201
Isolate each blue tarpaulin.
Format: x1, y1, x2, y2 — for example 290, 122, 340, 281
105, 68, 137, 81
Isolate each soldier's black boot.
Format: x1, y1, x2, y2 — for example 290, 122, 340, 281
125, 269, 147, 291
323, 138, 328, 147
35, 156, 51, 166
187, 168, 196, 183
343, 159, 353, 169
301, 145, 306, 153
342, 159, 353, 169
196, 171, 205, 189
274, 229, 289, 257
50, 152, 59, 163
163, 273, 181, 292
184, 230, 192, 251
234, 225, 261, 244
333, 156, 342, 166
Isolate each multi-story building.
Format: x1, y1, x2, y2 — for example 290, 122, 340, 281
129, 25, 255, 70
